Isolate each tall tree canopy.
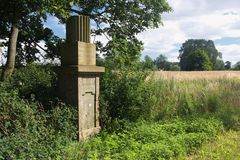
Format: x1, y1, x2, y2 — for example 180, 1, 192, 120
185, 48, 213, 71
155, 54, 168, 70
179, 39, 223, 71
0, 0, 71, 80
142, 55, 154, 70
233, 61, 240, 70
224, 61, 231, 70
0, 0, 172, 80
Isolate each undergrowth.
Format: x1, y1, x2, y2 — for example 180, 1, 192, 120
188, 131, 240, 160
0, 64, 77, 159
1, 64, 240, 159
65, 117, 223, 160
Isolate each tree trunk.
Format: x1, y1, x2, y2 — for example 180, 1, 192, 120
1, 23, 19, 81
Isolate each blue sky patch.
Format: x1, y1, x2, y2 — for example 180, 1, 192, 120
215, 37, 240, 45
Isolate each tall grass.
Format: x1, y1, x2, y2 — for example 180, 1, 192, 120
152, 71, 240, 80
145, 77, 240, 130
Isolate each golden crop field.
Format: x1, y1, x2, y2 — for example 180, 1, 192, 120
152, 71, 240, 80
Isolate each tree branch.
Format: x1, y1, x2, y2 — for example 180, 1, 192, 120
96, 22, 110, 41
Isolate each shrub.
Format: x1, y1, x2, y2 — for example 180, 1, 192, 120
8, 64, 58, 108
0, 79, 77, 159
100, 65, 155, 131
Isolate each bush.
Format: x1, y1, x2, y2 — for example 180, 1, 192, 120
0, 68, 77, 159
100, 65, 155, 131
8, 64, 58, 108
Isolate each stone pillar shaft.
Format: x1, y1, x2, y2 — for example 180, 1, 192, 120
66, 15, 90, 43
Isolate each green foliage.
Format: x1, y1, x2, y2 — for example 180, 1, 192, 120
0, 0, 66, 66
1, 0, 172, 74
179, 39, 223, 70
142, 55, 155, 70
0, 66, 77, 159
65, 118, 223, 159
92, 0, 172, 61
154, 54, 180, 71
233, 61, 240, 70
214, 59, 225, 70
1, 62, 240, 159
190, 131, 240, 159
101, 64, 240, 131
155, 54, 168, 70
185, 49, 213, 71
6, 64, 58, 108
100, 64, 155, 131
104, 35, 143, 67
224, 61, 232, 70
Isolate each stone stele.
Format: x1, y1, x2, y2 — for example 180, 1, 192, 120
58, 15, 105, 140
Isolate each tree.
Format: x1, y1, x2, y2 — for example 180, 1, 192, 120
154, 54, 180, 71
224, 61, 231, 70
168, 62, 180, 71
179, 39, 223, 70
185, 49, 213, 71
155, 54, 168, 70
90, 0, 172, 67
1, 0, 172, 81
214, 59, 225, 70
142, 55, 155, 70
0, 0, 73, 81
233, 61, 240, 70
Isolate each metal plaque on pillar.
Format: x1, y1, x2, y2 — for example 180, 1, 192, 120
58, 15, 105, 140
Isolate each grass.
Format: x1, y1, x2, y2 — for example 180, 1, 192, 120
188, 131, 240, 160
152, 71, 240, 80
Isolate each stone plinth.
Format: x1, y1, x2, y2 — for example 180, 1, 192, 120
61, 42, 96, 66
58, 15, 105, 140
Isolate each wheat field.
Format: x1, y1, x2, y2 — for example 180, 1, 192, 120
151, 71, 240, 80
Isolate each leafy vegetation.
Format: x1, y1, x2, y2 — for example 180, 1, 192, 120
179, 39, 224, 70
0, 64, 77, 159
189, 131, 240, 160
141, 54, 180, 71
0, 0, 172, 80
1, 64, 240, 159
184, 49, 213, 71
65, 118, 223, 160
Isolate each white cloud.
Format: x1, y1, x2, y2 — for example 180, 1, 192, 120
140, 0, 240, 63
138, 21, 186, 61
216, 44, 240, 64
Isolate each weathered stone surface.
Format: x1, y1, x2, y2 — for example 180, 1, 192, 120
61, 42, 96, 66
59, 66, 105, 74
66, 15, 90, 43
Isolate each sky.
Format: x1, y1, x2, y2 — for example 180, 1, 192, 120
45, 0, 240, 65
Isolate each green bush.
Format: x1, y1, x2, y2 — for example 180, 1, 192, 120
100, 65, 155, 131
8, 64, 58, 108
0, 69, 77, 159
